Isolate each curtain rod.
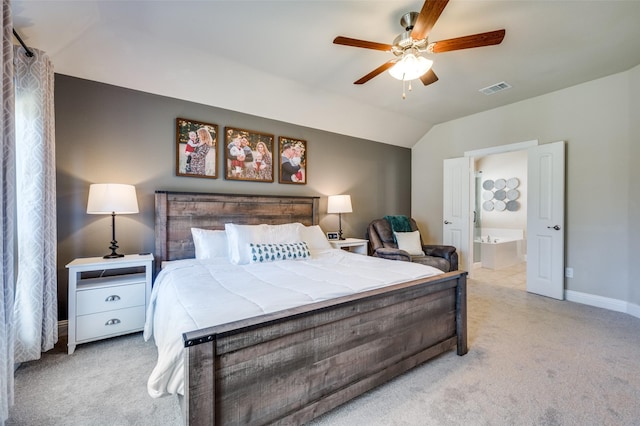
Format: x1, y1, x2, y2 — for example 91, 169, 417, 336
12, 29, 34, 58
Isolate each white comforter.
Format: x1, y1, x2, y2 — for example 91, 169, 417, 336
143, 249, 443, 398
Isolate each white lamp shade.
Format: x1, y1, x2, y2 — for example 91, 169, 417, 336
327, 195, 353, 214
87, 183, 139, 214
388, 53, 433, 81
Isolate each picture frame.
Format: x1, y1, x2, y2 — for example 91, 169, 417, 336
279, 136, 307, 184
327, 232, 339, 241
224, 127, 274, 182
176, 118, 218, 178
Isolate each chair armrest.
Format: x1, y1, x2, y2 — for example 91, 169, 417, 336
374, 247, 411, 262
423, 245, 459, 270
423, 245, 456, 257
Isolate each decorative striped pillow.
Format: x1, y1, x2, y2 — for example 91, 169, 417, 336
248, 242, 311, 263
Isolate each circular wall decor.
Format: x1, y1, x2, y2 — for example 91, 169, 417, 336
482, 180, 494, 190
507, 177, 520, 189
483, 191, 494, 201
482, 200, 494, 211
507, 189, 520, 200
494, 189, 506, 201
494, 200, 506, 211
494, 178, 506, 190
506, 200, 520, 211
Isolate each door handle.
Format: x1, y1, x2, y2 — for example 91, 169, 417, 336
547, 225, 561, 231
444, 220, 452, 225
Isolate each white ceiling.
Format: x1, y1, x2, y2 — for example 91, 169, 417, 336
12, 0, 640, 148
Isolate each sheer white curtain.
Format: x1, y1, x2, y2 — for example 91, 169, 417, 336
12, 44, 57, 363
0, 0, 15, 423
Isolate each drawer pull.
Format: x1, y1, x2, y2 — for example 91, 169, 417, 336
105, 318, 121, 326
105, 295, 121, 302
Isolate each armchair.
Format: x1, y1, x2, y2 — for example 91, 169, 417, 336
367, 218, 458, 272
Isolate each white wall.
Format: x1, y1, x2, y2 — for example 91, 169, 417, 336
629, 65, 640, 307
412, 66, 638, 303
476, 150, 527, 233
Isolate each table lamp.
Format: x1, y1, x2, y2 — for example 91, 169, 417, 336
87, 183, 139, 258
327, 195, 352, 240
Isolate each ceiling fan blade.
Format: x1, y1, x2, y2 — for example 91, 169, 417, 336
354, 60, 396, 85
420, 69, 439, 86
411, 0, 449, 40
429, 29, 506, 53
333, 36, 393, 52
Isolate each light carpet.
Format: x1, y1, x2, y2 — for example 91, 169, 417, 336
7, 266, 640, 425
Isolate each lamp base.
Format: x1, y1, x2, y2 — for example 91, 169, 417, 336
103, 240, 125, 259
338, 213, 345, 240
103, 252, 125, 259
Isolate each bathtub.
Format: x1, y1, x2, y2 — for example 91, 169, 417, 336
475, 228, 524, 270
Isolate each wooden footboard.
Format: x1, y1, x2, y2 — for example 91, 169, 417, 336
182, 270, 467, 426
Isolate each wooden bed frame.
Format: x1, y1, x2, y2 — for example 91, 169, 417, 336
154, 191, 468, 425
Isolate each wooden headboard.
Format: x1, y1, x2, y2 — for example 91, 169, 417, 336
154, 191, 320, 269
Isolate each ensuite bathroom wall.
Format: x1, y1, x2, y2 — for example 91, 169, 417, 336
474, 150, 528, 269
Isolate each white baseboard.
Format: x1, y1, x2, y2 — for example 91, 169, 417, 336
565, 290, 640, 319
627, 302, 640, 319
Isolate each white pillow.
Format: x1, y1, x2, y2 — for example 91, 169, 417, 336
225, 223, 303, 264
191, 228, 228, 259
299, 225, 332, 251
248, 242, 311, 263
394, 231, 425, 256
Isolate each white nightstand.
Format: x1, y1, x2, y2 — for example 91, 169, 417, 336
66, 254, 153, 354
329, 238, 368, 255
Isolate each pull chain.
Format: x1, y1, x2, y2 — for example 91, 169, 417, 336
401, 72, 413, 100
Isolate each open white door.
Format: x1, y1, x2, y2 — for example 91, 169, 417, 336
443, 157, 472, 272
526, 141, 565, 299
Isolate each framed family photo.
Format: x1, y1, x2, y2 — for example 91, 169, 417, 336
176, 117, 218, 178
224, 127, 274, 182
279, 136, 307, 184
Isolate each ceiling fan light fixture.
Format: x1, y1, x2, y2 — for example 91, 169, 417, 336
388, 51, 433, 81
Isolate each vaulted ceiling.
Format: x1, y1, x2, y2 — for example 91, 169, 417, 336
12, 1, 640, 148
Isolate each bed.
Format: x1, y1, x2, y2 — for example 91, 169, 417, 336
148, 191, 468, 425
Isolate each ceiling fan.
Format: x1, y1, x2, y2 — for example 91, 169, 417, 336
333, 0, 505, 94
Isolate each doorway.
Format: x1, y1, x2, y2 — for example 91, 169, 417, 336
473, 149, 528, 291
444, 140, 565, 299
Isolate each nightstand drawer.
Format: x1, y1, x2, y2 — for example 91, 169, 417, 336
76, 306, 145, 341
76, 282, 145, 316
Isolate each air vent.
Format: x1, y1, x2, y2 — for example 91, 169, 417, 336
479, 81, 511, 95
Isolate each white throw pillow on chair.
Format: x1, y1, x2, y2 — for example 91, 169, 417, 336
394, 231, 425, 256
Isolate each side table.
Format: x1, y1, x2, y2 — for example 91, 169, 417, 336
329, 238, 368, 255
66, 254, 153, 354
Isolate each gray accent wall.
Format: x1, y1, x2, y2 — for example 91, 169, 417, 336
55, 74, 411, 320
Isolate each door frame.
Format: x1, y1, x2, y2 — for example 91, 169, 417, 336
464, 140, 539, 158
